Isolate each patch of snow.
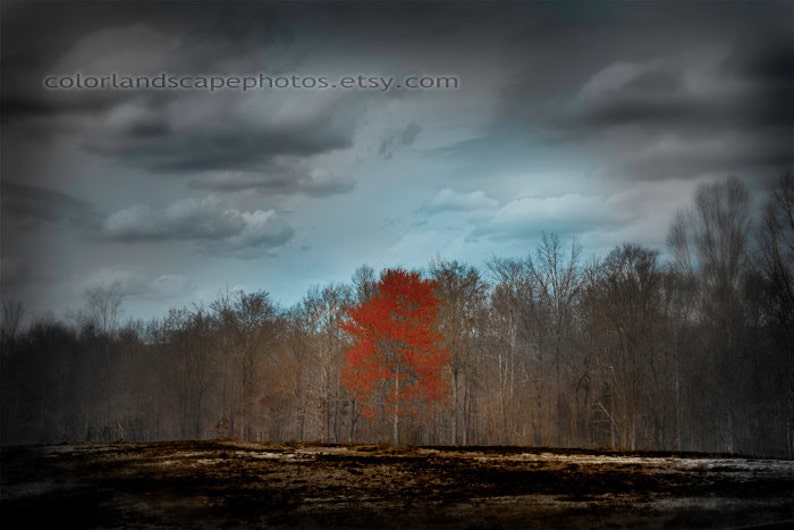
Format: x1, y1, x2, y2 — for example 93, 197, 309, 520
295, 446, 357, 457
234, 450, 297, 460
195, 458, 223, 465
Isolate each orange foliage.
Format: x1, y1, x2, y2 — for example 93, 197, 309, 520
341, 268, 450, 419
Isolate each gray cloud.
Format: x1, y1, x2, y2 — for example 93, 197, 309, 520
81, 268, 194, 300
717, 35, 794, 134
2, 5, 369, 177
380, 121, 422, 159
567, 52, 791, 137
720, 34, 793, 87
0, 183, 296, 254
619, 132, 792, 185
0, 256, 33, 287
82, 92, 363, 173
187, 159, 355, 197
1, 182, 103, 231
472, 191, 643, 242
553, 52, 792, 181
2, 18, 181, 127
418, 188, 498, 215
484, 3, 793, 183
101, 195, 293, 257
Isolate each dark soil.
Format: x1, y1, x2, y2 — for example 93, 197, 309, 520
2, 441, 793, 529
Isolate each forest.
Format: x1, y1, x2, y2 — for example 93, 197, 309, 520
2, 174, 793, 457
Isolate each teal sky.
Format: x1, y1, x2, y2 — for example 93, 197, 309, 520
2, 1, 791, 321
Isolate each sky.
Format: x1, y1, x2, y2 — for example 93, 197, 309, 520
2, 1, 792, 322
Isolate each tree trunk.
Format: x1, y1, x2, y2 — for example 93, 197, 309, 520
393, 370, 400, 445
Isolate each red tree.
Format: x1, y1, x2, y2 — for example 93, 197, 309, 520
341, 268, 450, 444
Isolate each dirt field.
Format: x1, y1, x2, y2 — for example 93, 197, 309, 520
2, 441, 793, 529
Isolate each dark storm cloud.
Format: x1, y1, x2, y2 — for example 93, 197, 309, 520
100, 196, 294, 257
0, 89, 122, 120
569, 51, 791, 136
560, 48, 792, 182
1, 2, 281, 75
81, 91, 363, 173
573, 64, 704, 129
1, 182, 103, 231
480, 2, 793, 182
721, 34, 794, 87
718, 35, 794, 133
2, 4, 172, 123
1, 2, 364, 177
618, 133, 792, 185
0, 182, 293, 257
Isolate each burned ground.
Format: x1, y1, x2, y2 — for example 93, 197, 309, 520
1, 441, 793, 529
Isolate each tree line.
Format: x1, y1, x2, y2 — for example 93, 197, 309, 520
1, 174, 792, 456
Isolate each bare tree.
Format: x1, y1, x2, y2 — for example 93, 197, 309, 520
212, 290, 279, 440
486, 256, 530, 444
431, 258, 488, 445
297, 283, 352, 442
760, 172, 794, 329
1, 300, 25, 348
528, 233, 581, 446
597, 244, 662, 450
667, 176, 752, 452
352, 265, 377, 304
154, 307, 216, 439
759, 172, 794, 456
83, 281, 124, 336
